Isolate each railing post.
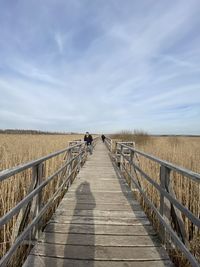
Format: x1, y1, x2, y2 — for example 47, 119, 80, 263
130, 150, 135, 191
68, 148, 73, 186
165, 171, 188, 247
159, 165, 170, 243
32, 163, 43, 239
120, 145, 123, 171
77, 145, 82, 172
11, 163, 44, 243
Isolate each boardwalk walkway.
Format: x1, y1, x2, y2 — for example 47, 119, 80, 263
23, 141, 173, 267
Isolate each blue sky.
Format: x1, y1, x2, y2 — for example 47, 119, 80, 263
0, 0, 200, 134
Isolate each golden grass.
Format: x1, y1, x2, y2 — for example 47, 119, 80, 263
111, 133, 200, 266
0, 133, 83, 261
111, 130, 150, 145
0, 133, 199, 266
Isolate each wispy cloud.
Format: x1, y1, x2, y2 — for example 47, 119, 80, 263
0, 0, 200, 134
54, 32, 65, 54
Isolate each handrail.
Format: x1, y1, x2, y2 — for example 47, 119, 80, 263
0, 137, 99, 266
121, 152, 200, 228
108, 140, 200, 267
0, 137, 99, 182
118, 143, 200, 182
0, 154, 79, 227
104, 136, 112, 151
0, 143, 80, 182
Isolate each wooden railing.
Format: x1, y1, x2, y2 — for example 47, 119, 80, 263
0, 137, 98, 267
104, 136, 112, 151
107, 140, 200, 267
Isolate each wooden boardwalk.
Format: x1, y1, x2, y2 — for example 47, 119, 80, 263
23, 141, 173, 267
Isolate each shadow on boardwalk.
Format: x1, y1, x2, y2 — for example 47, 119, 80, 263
62, 181, 96, 267
29, 182, 96, 267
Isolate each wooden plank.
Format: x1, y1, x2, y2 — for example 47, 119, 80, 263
50, 215, 151, 225
69, 186, 129, 192
68, 189, 130, 193
60, 200, 135, 206
61, 199, 137, 205
23, 256, 174, 267
44, 223, 157, 236
39, 232, 161, 246
63, 192, 134, 200
57, 203, 141, 211
69, 181, 128, 186
54, 209, 146, 218
63, 194, 133, 199
30, 244, 170, 261
65, 190, 133, 196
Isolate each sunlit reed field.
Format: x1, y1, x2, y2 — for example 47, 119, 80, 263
0, 134, 83, 170
0, 133, 83, 260
0, 133, 200, 266
111, 134, 200, 266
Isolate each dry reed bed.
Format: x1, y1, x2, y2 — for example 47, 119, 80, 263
0, 134, 199, 266
138, 137, 200, 266
111, 134, 200, 266
0, 134, 83, 260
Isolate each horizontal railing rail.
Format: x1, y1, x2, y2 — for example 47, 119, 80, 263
109, 140, 200, 267
0, 144, 79, 182
120, 143, 200, 182
0, 137, 99, 267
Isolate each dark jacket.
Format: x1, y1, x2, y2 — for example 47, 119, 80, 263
84, 134, 93, 145
101, 135, 105, 140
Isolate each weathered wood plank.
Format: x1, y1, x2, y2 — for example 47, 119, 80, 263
39, 232, 161, 246
69, 182, 129, 187
44, 223, 156, 236
50, 215, 151, 225
63, 192, 134, 201
23, 256, 174, 267
57, 203, 141, 211
54, 209, 146, 218
30, 244, 170, 261
61, 198, 137, 205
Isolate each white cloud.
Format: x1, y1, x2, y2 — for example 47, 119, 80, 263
0, 0, 200, 133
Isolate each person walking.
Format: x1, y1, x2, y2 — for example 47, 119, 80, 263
84, 132, 93, 155
101, 134, 105, 142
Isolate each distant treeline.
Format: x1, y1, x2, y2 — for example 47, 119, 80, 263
0, 129, 79, 135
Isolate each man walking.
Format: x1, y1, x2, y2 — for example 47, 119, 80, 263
101, 134, 105, 142
84, 132, 93, 155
